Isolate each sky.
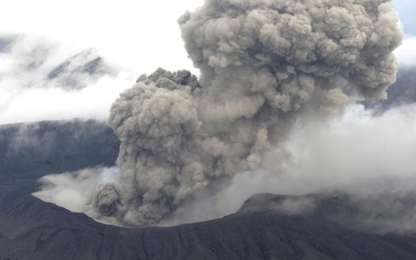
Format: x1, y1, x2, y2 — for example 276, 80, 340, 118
0, 0, 415, 125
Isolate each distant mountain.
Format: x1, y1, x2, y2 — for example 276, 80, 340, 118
1, 120, 416, 260
46, 49, 113, 90
0, 35, 114, 91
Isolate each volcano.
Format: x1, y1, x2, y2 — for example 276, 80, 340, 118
1, 118, 416, 260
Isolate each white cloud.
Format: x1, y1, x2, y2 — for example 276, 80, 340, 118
0, 1, 203, 125
0, 72, 133, 124
0, 0, 202, 75
0, 35, 137, 124
395, 34, 416, 67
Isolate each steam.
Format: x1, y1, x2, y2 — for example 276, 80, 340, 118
33, 167, 118, 214
93, 0, 403, 226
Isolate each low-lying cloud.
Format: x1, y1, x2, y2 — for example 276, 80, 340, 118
394, 35, 416, 67
0, 35, 136, 124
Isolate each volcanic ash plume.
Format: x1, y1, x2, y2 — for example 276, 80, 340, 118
93, 0, 402, 226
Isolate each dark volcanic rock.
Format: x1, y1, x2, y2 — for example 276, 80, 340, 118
1, 120, 416, 260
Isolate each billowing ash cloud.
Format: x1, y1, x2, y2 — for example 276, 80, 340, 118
93, 0, 402, 226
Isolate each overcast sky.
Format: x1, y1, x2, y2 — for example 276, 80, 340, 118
0, 0, 414, 125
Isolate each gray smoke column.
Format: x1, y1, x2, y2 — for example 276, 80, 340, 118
93, 0, 402, 226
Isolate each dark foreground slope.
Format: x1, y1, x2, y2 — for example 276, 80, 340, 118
1, 120, 416, 260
